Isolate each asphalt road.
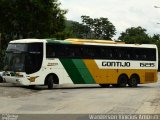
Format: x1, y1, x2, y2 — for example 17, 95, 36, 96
0, 74, 160, 114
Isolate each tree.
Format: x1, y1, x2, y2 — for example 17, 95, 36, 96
81, 15, 116, 40
65, 20, 90, 38
0, 0, 66, 69
118, 26, 152, 44
64, 16, 116, 40
152, 34, 160, 69
152, 34, 160, 44
0, 50, 5, 70
0, 0, 67, 49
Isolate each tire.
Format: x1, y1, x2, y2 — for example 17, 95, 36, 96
0, 77, 3, 83
29, 85, 36, 89
47, 75, 54, 89
128, 75, 139, 87
99, 84, 110, 88
118, 75, 128, 87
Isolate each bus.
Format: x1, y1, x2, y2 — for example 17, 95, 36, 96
3, 38, 158, 89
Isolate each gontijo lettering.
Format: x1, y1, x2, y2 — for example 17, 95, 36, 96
102, 61, 131, 67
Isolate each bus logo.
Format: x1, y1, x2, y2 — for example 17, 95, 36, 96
102, 61, 131, 67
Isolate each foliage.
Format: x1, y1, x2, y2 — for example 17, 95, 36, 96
65, 16, 116, 40
118, 26, 152, 44
65, 20, 90, 38
0, 50, 5, 70
0, 0, 67, 49
81, 15, 116, 40
0, 0, 67, 69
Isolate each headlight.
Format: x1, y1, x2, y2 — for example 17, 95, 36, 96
16, 73, 24, 77
28, 76, 39, 82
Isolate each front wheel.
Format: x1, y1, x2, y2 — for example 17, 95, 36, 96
29, 85, 36, 89
47, 75, 54, 89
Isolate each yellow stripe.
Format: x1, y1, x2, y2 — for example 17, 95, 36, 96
83, 59, 110, 84
83, 60, 158, 84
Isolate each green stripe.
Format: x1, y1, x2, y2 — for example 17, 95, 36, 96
72, 59, 96, 84
59, 59, 86, 84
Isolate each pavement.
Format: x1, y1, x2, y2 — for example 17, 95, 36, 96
0, 74, 160, 114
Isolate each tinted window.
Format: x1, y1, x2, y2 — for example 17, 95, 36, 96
5, 43, 43, 74
46, 44, 55, 58
25, 43, 43, 74
46, 43, 156, 61
7, 44, 28, 52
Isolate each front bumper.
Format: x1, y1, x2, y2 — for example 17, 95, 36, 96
3, 72, 30, 85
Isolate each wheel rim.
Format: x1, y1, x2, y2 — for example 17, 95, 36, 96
131, 77, 138, 86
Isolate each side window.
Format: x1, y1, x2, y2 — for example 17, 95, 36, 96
55, 45, 68, 58
26, 43, 43, 74
46, 44, 157, 61
117, 48, 122, 59
94, 47, 101, 59
130, 48, 156, 61
81, 46, 94, 59
151, 49, 156, 61
109, 48, 113, 59
101, 47, 113, 59
139, 49, 147, 60
145, 48, 156, 61
46, 44, 55, 58
127, 48, 132, 60
123, 48, 131, 60
47, 44, 83, 59
75, 46, 83, 58
131, 48, 139, 60
66, 45, 83, 58
116, 47, 125, 60
65, 45, 78, 58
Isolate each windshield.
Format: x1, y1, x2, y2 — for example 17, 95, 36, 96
4, 43, 43, 74
7, 44, 28, 52
5, 53, 25, 72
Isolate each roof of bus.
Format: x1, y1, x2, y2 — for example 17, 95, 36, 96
10, 39, 47, 43
10, 39, 157, 49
